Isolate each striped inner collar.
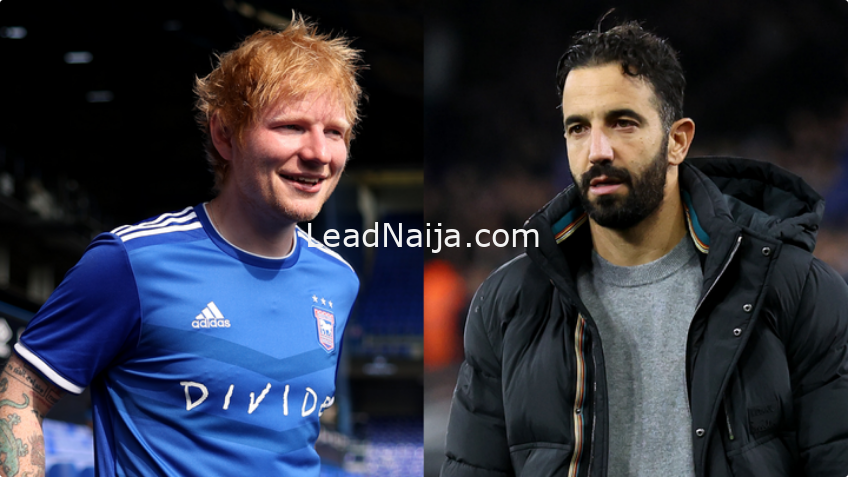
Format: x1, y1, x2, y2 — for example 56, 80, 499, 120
549, 190, 710, 253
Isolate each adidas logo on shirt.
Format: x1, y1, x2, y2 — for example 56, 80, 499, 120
192, 302, 231, 329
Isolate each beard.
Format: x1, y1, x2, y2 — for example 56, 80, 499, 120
572, 137, 669, 230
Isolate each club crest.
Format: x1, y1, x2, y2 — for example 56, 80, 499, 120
314, 307, 335, 352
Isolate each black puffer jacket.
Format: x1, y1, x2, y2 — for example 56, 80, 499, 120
442, 157, 848, 476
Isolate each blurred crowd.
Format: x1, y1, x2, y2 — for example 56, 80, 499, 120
0, 144, 107, 231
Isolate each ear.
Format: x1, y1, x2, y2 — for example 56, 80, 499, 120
667, 118, 695, 166
210, 112, 234, 161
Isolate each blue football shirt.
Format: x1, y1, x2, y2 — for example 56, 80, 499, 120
16, 204, 359, 476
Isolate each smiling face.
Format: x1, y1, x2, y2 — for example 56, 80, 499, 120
562, 63, 673, 230
217, 90, 350, 227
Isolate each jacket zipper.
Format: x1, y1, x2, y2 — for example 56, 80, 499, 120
588, 348, 598, 476
693, 234, 743, 317
686, 234, 743, 416
724, 395, 735, 441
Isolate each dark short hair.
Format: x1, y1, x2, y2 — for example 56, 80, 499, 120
556, 21, 685, 131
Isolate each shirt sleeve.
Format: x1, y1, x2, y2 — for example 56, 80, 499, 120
15, 233, 142, 394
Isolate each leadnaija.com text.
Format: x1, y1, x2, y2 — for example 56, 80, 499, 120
305, 222, 538, 253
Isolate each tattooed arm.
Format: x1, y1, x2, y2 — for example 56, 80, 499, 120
0, 354, 63, 477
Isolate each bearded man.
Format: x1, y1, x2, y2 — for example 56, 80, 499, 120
442, 21, 848, 477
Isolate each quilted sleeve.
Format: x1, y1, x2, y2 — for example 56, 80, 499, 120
441, 282, 514, 477
787, 258, 848, 475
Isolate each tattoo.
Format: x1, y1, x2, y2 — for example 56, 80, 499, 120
27, 434, 44, 472
0, 390, 30, 477
2, 362, 61, 409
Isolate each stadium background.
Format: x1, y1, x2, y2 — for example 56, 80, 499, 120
423, 0, 848, 475
0, 1, 422, 476
5, 0, 848, 475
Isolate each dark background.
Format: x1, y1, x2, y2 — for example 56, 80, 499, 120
425, 0, 848, 277
0, 0, 422, 228
1, 2, 424, 475
423, 1, 848, 474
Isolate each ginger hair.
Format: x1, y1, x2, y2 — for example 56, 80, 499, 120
194, 14, 364, 192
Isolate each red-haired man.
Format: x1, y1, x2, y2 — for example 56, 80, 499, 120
2, 16, 364, 476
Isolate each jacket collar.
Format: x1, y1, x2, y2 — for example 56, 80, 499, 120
684, 156, 823, 252
525, 157, 823, 288
547, 188, 711, 255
